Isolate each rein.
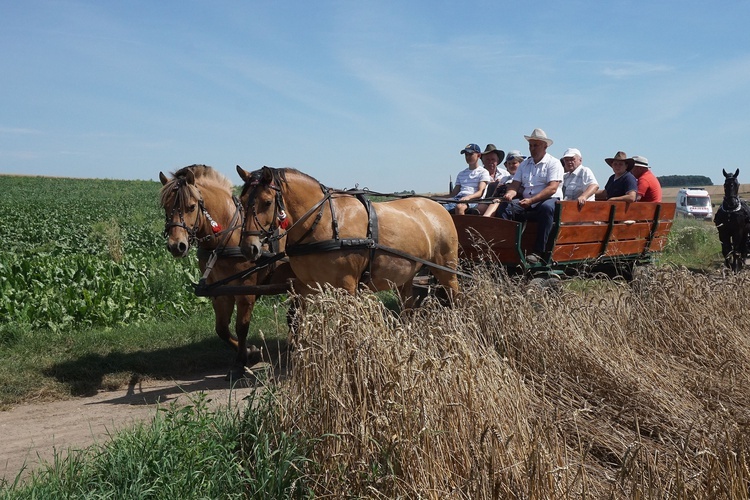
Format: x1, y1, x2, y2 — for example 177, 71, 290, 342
243, 174, 471, 280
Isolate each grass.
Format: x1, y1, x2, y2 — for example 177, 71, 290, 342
659, 216, 724, 269
0, 296, 291, 408
2, 391, 314, 499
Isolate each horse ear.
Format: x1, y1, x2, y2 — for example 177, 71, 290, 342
237, 165, 251, 183
185, 168, 196, 185
159, 172, 169, 185
261, 166, 275, 184
735, 168, 740, 178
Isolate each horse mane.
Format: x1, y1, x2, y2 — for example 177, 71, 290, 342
159, 164, 233, 211
240, 166, 321, 196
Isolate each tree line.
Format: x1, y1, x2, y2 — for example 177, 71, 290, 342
657, 175, 713, 187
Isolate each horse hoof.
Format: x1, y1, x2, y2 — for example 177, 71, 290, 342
246, 345, 263, 365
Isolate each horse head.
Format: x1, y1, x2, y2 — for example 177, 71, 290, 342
237, 165, 288, 261
722, 168, 741, 211
159, 165, 233, 257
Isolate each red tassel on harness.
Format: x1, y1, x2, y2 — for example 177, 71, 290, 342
278, 210, 290, 230
210, 221, 222, 234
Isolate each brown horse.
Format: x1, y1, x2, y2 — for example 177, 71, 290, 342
159, 165, 293, 378
236, 166, 460, 306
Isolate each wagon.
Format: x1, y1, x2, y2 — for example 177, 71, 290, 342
450, 200, 676, 279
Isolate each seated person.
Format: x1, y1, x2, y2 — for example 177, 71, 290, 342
443, 143, 490, 215
595, 151, 637, 202
481, 144, 507, 182
561, 148, 599, 206
478, 149, 525, 213
630, 155, 662, 202
484, 128, 563, 265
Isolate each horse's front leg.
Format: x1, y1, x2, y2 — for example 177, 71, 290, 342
227, 294, 258, 380
212, 296, 239, 351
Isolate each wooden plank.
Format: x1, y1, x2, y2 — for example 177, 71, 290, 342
610, 222, 653, 241
557, 201, 614, 224
653, 221, 674, 238
459, 246, 522, 264
452, 215, 518, 248
613, 202, 658, 222
555, 225, 609, 244
605, 239, 648, 257
658, 203, 677, 220
650, 236, 669, 252
552, 242, 604, 262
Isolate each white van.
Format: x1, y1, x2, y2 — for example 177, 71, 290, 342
676, 188, 713, 219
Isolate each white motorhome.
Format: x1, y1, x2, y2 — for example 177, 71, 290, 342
676, 188, 713, 219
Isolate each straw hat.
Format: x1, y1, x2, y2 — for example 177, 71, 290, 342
523, 128, 553, 146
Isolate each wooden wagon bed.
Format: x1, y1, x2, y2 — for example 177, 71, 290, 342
452, 200, 676, 276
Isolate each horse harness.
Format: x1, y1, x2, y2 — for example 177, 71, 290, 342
244, 178, 471, 282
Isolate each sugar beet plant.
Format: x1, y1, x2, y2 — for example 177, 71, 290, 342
0, 176, 207, 334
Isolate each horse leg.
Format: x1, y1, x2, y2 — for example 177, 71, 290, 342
212, 296, 239, 351
225, 294, 258, 380
429, 268, 460, 307
717, 225, 733, 269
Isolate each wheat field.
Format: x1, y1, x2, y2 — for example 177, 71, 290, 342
278, 266, 750, 498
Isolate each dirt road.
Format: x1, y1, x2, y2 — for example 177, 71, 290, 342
0, 372, 258, 483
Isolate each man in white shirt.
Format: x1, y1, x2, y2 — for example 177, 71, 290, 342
484, 128, 563, 264
444, 143, 491, 215
561, 148, 599, 206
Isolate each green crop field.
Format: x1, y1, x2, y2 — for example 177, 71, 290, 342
0, 175, 204, 334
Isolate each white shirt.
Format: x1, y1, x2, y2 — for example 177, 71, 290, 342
563, 165, 598, 201
491, 167, 510, 182
455, 166, 491, 198
512, 153, 564, 201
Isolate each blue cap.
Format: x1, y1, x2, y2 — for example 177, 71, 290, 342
460, 143, 481, 154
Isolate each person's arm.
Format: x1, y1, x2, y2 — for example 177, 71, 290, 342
448, 184, 461, 198
608, 190, 637, 202
519, 181, 561, 208
502, 180, 522, 201
577, 183, 600, 205
459, 181, 488, 201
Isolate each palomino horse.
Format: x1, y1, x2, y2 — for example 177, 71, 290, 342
236, 166, 460, 306
714, 168, 750, 272
159, 165, 293, 378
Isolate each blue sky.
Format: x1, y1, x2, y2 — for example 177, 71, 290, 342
2, 1, 750, 194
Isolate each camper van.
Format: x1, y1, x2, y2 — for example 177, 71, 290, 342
676, 188, 713, 219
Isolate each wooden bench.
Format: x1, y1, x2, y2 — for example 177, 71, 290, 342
452, 200, 676, 271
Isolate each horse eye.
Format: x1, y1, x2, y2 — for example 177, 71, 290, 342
263, 200, 273, 209
187, 204, 197, 212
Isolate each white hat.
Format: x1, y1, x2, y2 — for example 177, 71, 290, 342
506, 150, 526, 161
524, 128, 553, 146
562, 148, 581, 159
632, 155, 649, 168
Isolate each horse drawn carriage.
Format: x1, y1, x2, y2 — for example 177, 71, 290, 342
451, 199, 675, 279
160, 164, 676, 376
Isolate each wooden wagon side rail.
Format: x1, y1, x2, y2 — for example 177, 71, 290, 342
452, 200, 676, 270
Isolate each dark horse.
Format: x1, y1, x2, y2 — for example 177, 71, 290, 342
714, 168, 750, 272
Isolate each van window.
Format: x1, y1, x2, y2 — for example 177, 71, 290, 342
687, 196, 710, 207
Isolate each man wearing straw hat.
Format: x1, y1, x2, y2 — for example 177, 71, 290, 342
484, 128, 563, 265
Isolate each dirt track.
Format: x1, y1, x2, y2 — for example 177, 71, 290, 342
0, 372, 258, 483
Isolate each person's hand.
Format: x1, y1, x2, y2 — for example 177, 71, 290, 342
519, 198, 532, 209
577, 196, 587, 207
